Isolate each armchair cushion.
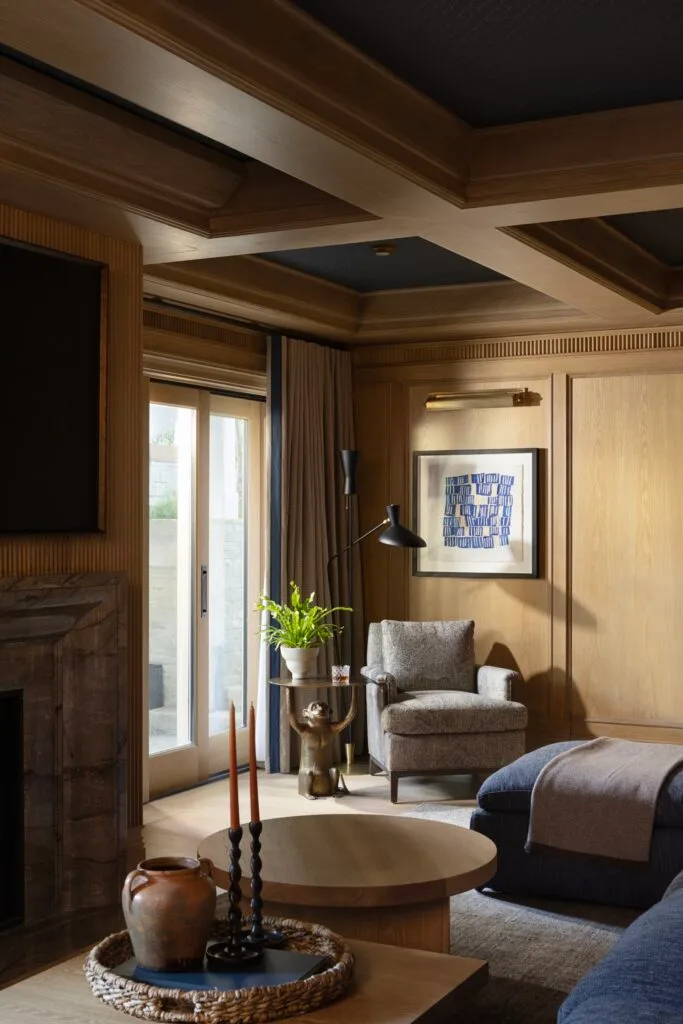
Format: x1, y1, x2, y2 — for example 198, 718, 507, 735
381, 690, 528, 736
380, 619, 475, 693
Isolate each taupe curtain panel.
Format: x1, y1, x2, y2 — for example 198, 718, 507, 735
277, 336, 365, 772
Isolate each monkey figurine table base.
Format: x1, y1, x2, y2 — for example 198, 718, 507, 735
277, 683, 361, 799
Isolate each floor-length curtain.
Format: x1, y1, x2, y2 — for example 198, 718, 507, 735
269, 336, 365, 773
257, 337, 283, 770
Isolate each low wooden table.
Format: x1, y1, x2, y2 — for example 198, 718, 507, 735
0, 940, 487, 1024
199, 813, 496, 953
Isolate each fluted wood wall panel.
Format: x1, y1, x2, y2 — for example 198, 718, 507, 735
142, 305, 267, 392
354, 327, 683, 369
0, 203, 144, 825
355, 329, 683, 748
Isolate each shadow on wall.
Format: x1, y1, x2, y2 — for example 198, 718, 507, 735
479, 582, 596, 745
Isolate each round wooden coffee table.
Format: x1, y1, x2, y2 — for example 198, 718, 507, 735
198, 813, 496, 953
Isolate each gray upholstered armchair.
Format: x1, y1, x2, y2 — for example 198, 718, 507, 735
361, 619, 527, 802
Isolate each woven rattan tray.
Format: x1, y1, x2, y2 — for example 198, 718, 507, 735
84, 916, 354, 1023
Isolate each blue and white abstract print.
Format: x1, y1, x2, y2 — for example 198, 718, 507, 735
443, 472, 515, 549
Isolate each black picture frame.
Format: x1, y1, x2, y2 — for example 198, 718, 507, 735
413, 448, 539, 578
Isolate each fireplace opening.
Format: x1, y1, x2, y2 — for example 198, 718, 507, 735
0, 691, 23, 930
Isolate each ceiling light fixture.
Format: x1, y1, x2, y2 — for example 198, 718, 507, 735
424, 388, 529, 410
372, 243, 394, 257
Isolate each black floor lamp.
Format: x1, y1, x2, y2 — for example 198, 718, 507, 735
327, 449, 426, 673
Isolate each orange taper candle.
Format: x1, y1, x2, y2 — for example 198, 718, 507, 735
229, 701, 240, 829
248, 702, 260, 822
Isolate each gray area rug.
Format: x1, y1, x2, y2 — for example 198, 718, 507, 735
404, 803, 638, 1023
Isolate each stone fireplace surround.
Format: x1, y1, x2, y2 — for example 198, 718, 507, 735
0, 574, 127, 985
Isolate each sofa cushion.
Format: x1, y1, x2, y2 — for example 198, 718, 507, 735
382, 689, 527, 736
558, 883, 683, 1023
559, 995, 683, 1024
478, 740, 683, 828
380, 619, 475, 693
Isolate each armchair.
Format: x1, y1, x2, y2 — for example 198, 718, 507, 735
361, 620, 527, 802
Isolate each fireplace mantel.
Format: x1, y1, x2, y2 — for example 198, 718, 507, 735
0, 573, 127, 985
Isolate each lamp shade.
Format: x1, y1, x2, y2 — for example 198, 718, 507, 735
379, 504, 426, 548
340, 449, 358, 496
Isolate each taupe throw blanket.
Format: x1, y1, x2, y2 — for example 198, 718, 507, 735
527, 738, 683, 862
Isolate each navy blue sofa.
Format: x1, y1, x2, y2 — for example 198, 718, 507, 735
558, 872, 683, 1023
470, 741, 683, 908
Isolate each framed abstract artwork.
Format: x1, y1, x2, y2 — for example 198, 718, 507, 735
413, 448, 539, 578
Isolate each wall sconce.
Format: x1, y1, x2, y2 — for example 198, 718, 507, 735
424, 388, 529, 410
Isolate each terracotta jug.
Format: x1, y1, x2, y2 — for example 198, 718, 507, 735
122, 856, 216, 971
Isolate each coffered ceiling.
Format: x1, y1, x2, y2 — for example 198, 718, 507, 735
260, 238, 505, 291
2, 0, 683, 343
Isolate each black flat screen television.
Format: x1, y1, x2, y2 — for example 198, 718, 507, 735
0, 237, 106, 533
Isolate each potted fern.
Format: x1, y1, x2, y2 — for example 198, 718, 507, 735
256, 581, 351, 680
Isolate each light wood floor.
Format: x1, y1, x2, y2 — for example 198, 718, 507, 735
143, 764, 477, 860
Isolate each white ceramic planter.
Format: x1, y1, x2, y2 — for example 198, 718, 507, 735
281, 646, 319, 681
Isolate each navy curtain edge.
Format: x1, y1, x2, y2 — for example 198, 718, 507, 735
267, 335, 282, 772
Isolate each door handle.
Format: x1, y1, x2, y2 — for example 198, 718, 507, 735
200, 565, 208, 618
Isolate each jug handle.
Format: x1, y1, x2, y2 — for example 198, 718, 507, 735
198, 858, 214, 879
123, 867, 151, 911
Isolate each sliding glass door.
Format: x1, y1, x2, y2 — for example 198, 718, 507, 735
148, 383, 263, 796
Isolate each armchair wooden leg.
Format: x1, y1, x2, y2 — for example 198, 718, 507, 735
389, 772, 399, 804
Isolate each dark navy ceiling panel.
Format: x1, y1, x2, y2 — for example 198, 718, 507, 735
605, 210, 683, 267
291, 0, 683, 127
259, 237, 505, 291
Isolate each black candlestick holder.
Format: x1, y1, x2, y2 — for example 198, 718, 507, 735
245, 820, 265, 948
206, 825, 261, 967
243, 819, 286, 950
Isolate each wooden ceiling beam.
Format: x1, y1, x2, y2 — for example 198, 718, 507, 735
0, 55, 241, 230
82, 0, 472, 205
209, 163, 377, 238
505, 219, 668, 312
467, 102, 683, 224
0, 157, 409, 262
144, 256, 360, 339
357, 281, 596, 342
0, 54, 379, 245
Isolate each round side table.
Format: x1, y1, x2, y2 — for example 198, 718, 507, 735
269, 678, 366, 798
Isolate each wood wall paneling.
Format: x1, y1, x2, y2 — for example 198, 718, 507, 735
0, 203, 144, 825
355, 382, 397, 626
354, 332, 683, 748
570, 372, 683, 737
407, 378, 553, 735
